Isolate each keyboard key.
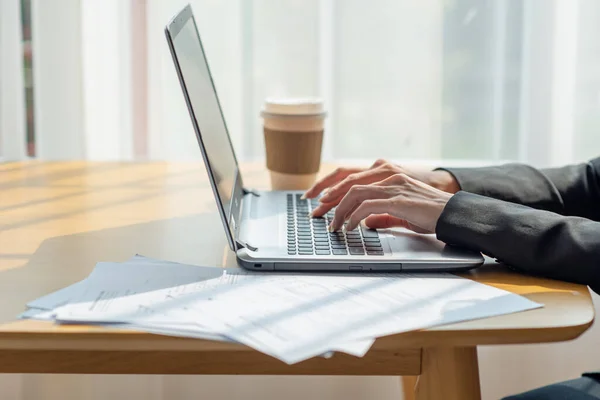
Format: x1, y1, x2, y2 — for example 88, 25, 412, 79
299, 251, 313, 255
315, 250, 330, 255
332, 245, 347, 249
347, 238, 363, 243
332, 249, 347, 255
288, 251, 297, 255
367, 250, 384, 255
348, 243, 363, 248
314, 239, 329, 244
349, 247, 365, 255
364, 237, 381, 243
315, 245, 330, 251
360, 227, 379, 238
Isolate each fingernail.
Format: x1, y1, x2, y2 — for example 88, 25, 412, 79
300, 194, 307, 200
328, 224, 334, 232
308, 211, 313, 218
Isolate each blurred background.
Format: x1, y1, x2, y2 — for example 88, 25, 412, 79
2, 0, 600, 166
1, 1, 599, 399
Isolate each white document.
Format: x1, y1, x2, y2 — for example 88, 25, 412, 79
53, 268, 283, 324
52, 267, 375, 359
53, 269, 540, 364
27, 281, 87, 311
112, 323, 374, 358
18, 308, 55, 320
26, 255, 199, 310
165, 273, 542, 364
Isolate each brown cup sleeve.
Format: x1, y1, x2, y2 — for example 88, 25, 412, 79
264, 128, 323, 174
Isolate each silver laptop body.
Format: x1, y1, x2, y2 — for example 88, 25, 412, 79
165, 5, 484, 273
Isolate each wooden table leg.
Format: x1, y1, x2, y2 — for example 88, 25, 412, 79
414, 346, 481, 400
402, 376, 418, 400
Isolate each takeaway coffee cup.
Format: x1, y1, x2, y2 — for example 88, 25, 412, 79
261, 98, 326, 190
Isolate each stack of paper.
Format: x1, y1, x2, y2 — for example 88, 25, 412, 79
20, 255, 542, 364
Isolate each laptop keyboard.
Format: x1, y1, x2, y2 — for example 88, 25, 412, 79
286, 193, 383, 256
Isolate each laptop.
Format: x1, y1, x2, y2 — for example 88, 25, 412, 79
164, 5, 484, 272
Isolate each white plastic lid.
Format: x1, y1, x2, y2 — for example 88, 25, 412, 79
263, 97, 325, 116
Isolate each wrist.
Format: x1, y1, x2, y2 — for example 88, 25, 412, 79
431, 170, 461, 194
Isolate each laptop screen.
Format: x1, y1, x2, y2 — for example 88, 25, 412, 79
166, 6, 240, 248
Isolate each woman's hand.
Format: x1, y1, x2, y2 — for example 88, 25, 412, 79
328, 173, 453, 234
303, 159, 460, 217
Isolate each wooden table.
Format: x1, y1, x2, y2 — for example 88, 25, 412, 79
0, 162, 594, 400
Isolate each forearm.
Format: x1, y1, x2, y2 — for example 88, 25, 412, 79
438, 164, 565, 214
436, 192, 600, 294
540, 158, 600, 220
439, 157, 600, 219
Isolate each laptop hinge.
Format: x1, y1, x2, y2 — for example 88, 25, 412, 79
236, 240, 258, 252
242, 188, 260, 197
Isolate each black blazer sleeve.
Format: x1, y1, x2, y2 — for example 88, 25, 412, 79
439, 157, 600, 220
436, 192, 600, 295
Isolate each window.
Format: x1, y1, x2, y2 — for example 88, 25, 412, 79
5, 0, 600, 166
